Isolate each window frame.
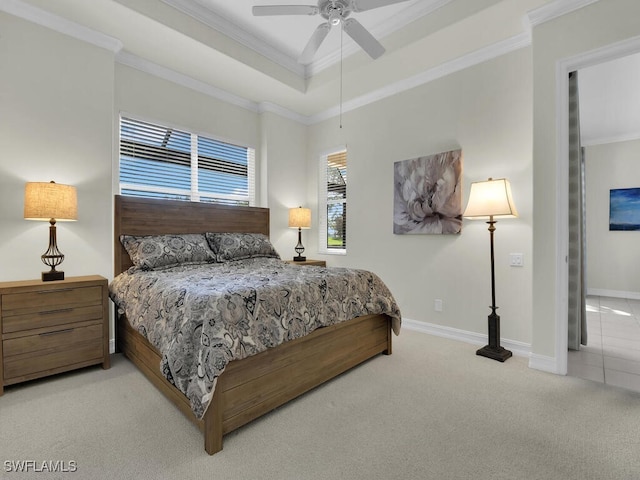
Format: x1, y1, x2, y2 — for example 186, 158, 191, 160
117, 114, 256, 206
318, 146, 347, 255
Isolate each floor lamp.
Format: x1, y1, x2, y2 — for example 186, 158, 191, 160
463, 178, 518, 362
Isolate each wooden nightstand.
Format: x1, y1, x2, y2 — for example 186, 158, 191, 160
0, 275, 110, 395
285, 260, 326, 267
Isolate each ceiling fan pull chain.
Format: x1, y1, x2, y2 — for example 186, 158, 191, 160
340, 22, 343, 129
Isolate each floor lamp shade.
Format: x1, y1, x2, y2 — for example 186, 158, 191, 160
288, 207, 311, 261
463, 178, 518, 219
464, 178, 517, 362
24, 181, 78, 281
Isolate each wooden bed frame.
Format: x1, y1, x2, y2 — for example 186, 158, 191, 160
113, 195, 393, 455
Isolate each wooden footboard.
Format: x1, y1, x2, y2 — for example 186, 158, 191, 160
117, 312, 392, 455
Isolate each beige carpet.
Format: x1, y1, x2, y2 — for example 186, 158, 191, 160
1, 330, 640, 480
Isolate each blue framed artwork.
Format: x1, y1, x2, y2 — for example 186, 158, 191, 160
609, 187, 640, 231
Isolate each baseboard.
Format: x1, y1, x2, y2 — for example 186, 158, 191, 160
528, 353, 562, 374
587, 288, 640, 300
402, 318, 531, 358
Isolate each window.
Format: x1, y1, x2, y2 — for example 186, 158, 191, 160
119, 116, 255, 206
319, 148, 347, 253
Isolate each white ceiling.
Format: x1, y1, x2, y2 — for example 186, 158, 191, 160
20, 0, 538, 114
176, 0, 430, 67
9, 0, 640, 143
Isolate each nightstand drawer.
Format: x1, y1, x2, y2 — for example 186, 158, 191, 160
3, 322, 103, 357
3, 334, 103, 381
2, 285, 102, 315
1, 304, 104, 334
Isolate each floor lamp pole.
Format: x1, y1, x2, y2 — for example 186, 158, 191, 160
477, 216, 512, 362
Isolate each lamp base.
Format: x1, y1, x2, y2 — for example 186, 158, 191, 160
476, 344, 512, 362
42, 270, 64, 282
293, 256, 306, 262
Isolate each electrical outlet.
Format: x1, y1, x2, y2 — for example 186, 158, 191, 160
434, 299, 443, 312
509, 253, 524, 267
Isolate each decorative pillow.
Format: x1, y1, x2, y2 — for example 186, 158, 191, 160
206, 232, 280, 262
120, 233, 217, 270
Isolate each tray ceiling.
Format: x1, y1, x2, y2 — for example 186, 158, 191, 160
10, 0, 639, 143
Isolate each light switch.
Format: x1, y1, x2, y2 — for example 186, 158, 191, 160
509, 253, 524, 267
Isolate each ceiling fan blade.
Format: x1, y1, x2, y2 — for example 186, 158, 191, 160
351, 0, 410, 12
252, 5, 319, 16
299, 23, 331, 64
342, 18, 385, 59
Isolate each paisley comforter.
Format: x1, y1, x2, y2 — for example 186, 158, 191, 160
109, 257, 401, 419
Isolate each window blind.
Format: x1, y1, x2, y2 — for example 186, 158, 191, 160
319, 149, 347, 252
119, 116, 255, 206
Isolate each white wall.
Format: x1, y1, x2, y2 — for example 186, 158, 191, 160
0, 13, 114, 283
306, 49, 533, 345
257, 111, 308, 260
585, 139, 640, 297
9, 0, 640, 366
0, 4, 538, 356
0, 12, 308, 348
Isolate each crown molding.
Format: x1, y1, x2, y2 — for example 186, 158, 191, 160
257, 102, 311, 125
526, 0, 600, 29
308, 31, 531, 124
0, 0, 123, 52
581, 131, 640, 147
161, 0, 305, 78
115, 50, 260, 113
117, 49, 312, 123
114, 30, 532, 126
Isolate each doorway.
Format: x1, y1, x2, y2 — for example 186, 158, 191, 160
560, 47, 640, 392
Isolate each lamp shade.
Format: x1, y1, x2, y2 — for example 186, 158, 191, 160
288, 207, 311, 229
463, 178, 518, 219
24, 181, 78, 222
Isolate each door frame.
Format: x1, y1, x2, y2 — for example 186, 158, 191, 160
554, 36, 640, 374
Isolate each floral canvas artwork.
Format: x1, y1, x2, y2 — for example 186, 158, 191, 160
393, 149, 463, 234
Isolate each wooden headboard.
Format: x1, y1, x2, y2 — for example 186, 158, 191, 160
114, 195, 270, 276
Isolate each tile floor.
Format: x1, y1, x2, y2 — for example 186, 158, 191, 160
567, 296, 640, 392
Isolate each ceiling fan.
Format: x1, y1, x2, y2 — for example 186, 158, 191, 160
252, 0, 411, 64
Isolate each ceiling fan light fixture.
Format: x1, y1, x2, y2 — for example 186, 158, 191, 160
328, 11, 342, 25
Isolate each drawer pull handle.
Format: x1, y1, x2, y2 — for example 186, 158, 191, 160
40, 328, 74, 336
38, 308, 73, 315
37, 288, 73, 293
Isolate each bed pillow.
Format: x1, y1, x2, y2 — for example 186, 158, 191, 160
120, 233, 217, 270
206, 232, 280, 262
